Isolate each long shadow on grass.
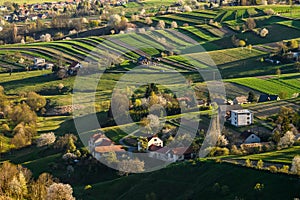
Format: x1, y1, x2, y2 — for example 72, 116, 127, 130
1, 73, 56, 92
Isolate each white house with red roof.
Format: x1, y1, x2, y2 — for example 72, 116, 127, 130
89, 132, 125, 160
138, 136, 163, 151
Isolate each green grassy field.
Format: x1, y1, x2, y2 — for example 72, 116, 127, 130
0, 0, 41, 4
227, 73, 300, 98
1, 5, 300, 200
234, 146, 300, 164
74, 160, 300, 200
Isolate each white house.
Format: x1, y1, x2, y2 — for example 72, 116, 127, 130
147, 136, 163, 149
0, 6, 7, 11
138, 136, 163, 151
231, 109, 253, 127
34, 57, 46, 66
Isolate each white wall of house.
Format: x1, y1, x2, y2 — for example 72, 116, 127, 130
231, 110, 253, 127
34, 58, 45, 66
147, 137, 163, 149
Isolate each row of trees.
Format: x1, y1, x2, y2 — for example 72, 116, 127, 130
0, 161, 75, 200
243, 155, 300, 175
272, 106, 300, 148
0, 87, 47, 150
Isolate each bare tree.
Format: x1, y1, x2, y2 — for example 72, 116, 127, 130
291, 155, 300, 175
118, 158, 144, 176
36, 132, 56, 147
171, 21, 178, 28
46, 183, 75, 200
145, 17, 153, 25
278, 131, 295, 148
156, 20, 165, 29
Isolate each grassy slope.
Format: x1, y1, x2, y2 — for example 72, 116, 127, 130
233, 146, 300, 164
75, 160, 300, 200
226, 73, 300, 98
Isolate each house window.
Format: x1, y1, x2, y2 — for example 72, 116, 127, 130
154, 139, 157, 141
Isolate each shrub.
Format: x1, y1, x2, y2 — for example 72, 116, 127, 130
291, 155, 300, 175
36, 132, 56, 147
156, 20, 165, 29
268, 165, 277, 173
183, 5, 192, 12
171, 21, 178, 28
89, 20, 100, 28
254, 183, 264, 192
209, 147, 229, 157
245, 159, 252, 167
1, 124, 10, 134
264, 8, 275, 15
278, 131, 295, 148
246, 18, 256, 30
279, 165, 289, 174
84, 185, 92, 190
25, 36, 35, 43
145, 17, 153, 25
260, 28, 269, 37
230, 145, 242, 155
54, 32, 64, 40
46, 183, 75, 200
256, 159, 264, 169
40, 33, 52, 42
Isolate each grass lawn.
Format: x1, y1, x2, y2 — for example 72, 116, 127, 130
226, 73, 300, 98
233, 146, 300, 164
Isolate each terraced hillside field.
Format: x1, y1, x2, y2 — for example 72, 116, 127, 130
243, 97, 300, 118
227, 73, 300, 98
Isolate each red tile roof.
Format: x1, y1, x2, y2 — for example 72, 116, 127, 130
95, 145, 125, 153
148, 144, 163, 151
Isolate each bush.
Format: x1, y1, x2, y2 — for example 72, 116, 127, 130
25, 36, 35, 43
268, 165, 277, 173
84, 185, 92, 190
89, 20, 100, 28
260, 28, 269, 37
1, 124, 10, 134
264, 8, 275, 15
36, 132, 56, 147
54, 32, 64, 40
256, 159, 264, 169
291, 155, 300, 175
40, 33, 52, 42
279, 165, 289, 174
209, 147, 229, 157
